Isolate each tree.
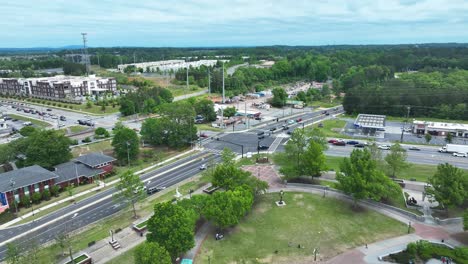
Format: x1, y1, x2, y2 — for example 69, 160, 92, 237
336, 149, 401, 206
114, 170, 145, 218
427, 163, 468, 210
134, 242, 171, 264
221, 147, 236, 165
271, 87, 288, 107
223, 106, 237, 118
424, 133, 432, 144
146, 202, 195, 261
384, 143, 410, 178
5, 243, 21, 264
194, 98, 216, 121
445, 133, 453, 144
94, 127, 110, 138
18, 126, 36, 137
22, 129, 72, 169
111, 127, 140, 165
31, 192, 41, 204
203, 186, 254, 229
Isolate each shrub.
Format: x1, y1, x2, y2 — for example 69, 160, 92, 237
68, 105, 73, 109
20, 195, 31, 208
32, 192, 42, 204
70, 139, 79, 145
42, 190, 51, 201
57, 103, 62, 107
51, 185, 60, 197
52, 103, 56, 106
82, 137, 92, 143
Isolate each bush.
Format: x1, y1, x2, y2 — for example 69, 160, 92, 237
20, 195, 31, 208
82, 137, 92, 143
70, 139, 79, 145
68, 105, 73, 109
42, 190, 51, 201
57, 104, 62, 107
32, 192, 42, 204
52, 103, 56, 106
51, 185, 60, 197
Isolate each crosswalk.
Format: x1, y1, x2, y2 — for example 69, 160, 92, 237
268, 137, 284, 152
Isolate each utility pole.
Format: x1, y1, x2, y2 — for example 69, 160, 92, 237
81, 33, 89, 76
400, 106, 411, 143
133, 53, 136, 74
208, 68, 211, 95
222, 62, 225, 103
126, 141, 130, 166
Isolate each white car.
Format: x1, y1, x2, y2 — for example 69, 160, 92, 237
452, 152, 467, 157
199, 164, 207, 170
378, 145, 391, 150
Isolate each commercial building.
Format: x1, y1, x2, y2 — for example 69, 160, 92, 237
353, 114, 386, 136
117, 59, 228, 73
0, 75, 116, 101
412, 120, 468, 137
0, 153, 115, 212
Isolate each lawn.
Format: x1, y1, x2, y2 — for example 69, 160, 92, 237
309, 99, 342, 109
71, 140, 113, 157
8, 114, 51, 127
105, 248, 136, 264
313, 119, 351, 139
196, 123, 223, 132
196, 192, 408, 263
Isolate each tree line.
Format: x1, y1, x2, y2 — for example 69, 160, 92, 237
343, 70, 468, 120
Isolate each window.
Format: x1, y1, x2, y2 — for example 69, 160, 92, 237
23, 187, 29, 196
34, 183, 39, 192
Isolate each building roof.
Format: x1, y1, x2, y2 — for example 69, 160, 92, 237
0, 165, 58, 193
74, 153, 116, 168
413, 120, 468, 131
54, 162, 104, 184
354, 114, 386, 129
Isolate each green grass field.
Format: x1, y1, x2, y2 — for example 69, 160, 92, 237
8, 114, 51, 127
196, 192, 408, 263
313, 119, 352, 139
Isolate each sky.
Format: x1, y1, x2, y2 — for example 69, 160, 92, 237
1, 0, 468, 48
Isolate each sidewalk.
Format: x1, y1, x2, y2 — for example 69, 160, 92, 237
0, 149, 198, 229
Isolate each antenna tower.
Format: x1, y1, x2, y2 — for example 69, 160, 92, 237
81, 33, 90, 76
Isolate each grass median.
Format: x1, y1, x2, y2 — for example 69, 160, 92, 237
7, 114, 51, 128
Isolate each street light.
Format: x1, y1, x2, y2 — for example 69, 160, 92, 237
279, 190, 284, 205
68, 213, 79, 264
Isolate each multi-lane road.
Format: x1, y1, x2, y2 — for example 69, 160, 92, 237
0, 151, 219, 259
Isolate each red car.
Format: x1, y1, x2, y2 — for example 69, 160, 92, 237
296, 118, 303, 122
200, 133, 209, 138
328, 139, 338, 144
333, 141, 346, 146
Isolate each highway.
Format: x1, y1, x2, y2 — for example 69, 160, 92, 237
0, 151, 219, 258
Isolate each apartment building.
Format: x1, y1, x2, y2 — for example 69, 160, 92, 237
0, 75, 117, 101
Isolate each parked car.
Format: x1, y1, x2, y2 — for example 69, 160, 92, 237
195, 119, 204, 124
346, 140, 360, 145
257, 145, 269, 150
354, 143, 366, 148
452, 152, 467, 157
378, 145, 391, 150
333, 141, 346, 146
408, 146, 421, 151
328, 139, 339, 144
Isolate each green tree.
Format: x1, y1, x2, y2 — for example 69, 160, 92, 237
22, 129, 72, 169
134, 242, 171, 264
203, 186, 254, 229
111, 127, 140, 165
86, 100, 93, 109
223, 106, 237, 118
221, 147, 236, 165
271, 87, 288, 107
424, 133, 432, 144
31, 192, 41, 204
147, 202, 195, 261
336, 149, 401, 206
114, 170, 145, 218
384, 143, 410, 178
94, 127, 110, 138
445, 133, 453, 144
427, 163, 468, 210
18, 126, 36, 137
194, 98, 216, 121
157, 101, 198, 148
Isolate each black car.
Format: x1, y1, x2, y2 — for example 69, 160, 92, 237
255, 116, 262, 120
257, 145, 269, 150
286, 130, 293, 135
46, 108, 52, 111
269, 127, 277, 132
258, 135, 265, 140
282, 126, 289, 130
77, 120, 86, 125
408, 146, 421, 151
354, 143, 366, 148
3, 116, 12, 120
60, 116, 66, 121
147, 186, 166, 195
346, 140, 360, 145
257, 131, 265, 136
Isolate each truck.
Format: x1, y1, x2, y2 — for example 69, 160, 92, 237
438, 144, 468, 153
